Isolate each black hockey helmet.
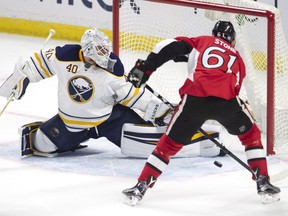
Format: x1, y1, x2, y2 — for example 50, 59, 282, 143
212, 21, 236, 44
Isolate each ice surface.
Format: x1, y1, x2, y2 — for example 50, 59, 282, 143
0, 33, 287, 216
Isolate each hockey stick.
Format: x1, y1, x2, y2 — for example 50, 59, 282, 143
0, 93, 14, 117
43, 29, 56, 47
145, 84, 259, 179
145, 84, 174, 109
197, 128, 258, 179
0, 29, 56, 117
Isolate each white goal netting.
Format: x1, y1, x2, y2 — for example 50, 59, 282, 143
116, 0, 288, 154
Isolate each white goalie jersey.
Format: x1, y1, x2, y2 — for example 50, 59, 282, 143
12, 44, 167, 130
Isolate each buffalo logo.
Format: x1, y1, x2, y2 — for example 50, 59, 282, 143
68, 76, 94, 103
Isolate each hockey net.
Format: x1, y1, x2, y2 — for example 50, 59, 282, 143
113, 0, 288, 155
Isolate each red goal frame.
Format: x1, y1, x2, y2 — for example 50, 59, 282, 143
112, 0, 276, 155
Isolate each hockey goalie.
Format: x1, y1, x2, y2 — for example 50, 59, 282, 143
0, 28, 224, 159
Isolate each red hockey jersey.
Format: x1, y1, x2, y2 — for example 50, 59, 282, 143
176, 35, 246, 100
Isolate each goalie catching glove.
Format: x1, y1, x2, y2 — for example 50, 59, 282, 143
127, 59, 152, 88
0, 58, 30, 100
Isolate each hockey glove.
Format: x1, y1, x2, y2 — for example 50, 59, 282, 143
127, 59, 152, 88
143, 97, 174, 127
12, 77, 30, 100
0, 59, 30, 100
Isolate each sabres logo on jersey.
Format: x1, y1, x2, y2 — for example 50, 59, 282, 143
68, 76, 94, 103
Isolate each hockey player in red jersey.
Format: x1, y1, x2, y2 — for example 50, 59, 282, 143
122, 20, 280, 205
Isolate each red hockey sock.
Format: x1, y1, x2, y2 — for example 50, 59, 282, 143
138, 134, 183, 186
238, 124, 268, 178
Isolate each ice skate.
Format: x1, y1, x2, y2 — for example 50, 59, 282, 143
122, 175, 157, 206
122, 180, 148, 206
257, 175, 281, 204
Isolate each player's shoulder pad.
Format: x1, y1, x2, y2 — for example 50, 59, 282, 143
108, 52, 125, 76
55, 44, 83, 61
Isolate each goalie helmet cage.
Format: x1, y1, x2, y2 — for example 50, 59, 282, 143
112, 0, 288, 155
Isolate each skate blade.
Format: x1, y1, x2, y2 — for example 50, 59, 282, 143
260, 193, 280, 204
21, 153, 33, 159
121, 193, 140, 206
33, 151, 58, 158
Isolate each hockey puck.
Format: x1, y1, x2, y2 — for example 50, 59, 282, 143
214, 161, 223, 168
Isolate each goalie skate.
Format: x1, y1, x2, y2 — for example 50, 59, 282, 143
257, 175, 281, 204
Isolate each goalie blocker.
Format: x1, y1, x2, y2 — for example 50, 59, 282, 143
121, 123, 223, 158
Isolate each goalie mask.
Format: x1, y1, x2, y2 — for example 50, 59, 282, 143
81, 28, 112, 68
212, 21, 236, 44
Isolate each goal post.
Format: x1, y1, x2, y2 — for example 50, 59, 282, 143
112, 0, 288, 155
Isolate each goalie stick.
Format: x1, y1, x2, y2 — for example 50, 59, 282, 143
0, 93, 14, 117
144, 84, 261, 179
0, 29, 56, 118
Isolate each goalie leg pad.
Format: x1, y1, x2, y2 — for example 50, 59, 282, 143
121, 123, 165, 158
121, 123, 222, 158
121, 124, 198, 158
200, 139, 221, 157
20, 121, 58, 158
199, 124, 222, 157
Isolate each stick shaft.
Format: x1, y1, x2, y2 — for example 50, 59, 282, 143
43, 29, 55, 47
198, 128, 257, 178
0, 93, 14, 117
